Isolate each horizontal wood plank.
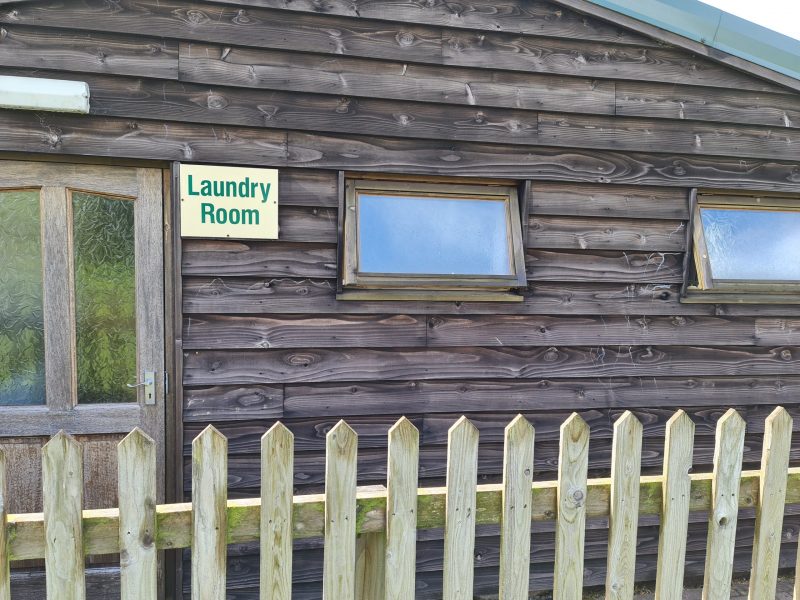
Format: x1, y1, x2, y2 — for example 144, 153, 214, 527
183, 345, 800, 385
179, 42, 617, 116
442, 31, 786, 93
526, 250, 683, 283
281, 377, 800, 417
530, 183, 689, 220
527, 216, 686, 251
183, 314, 426, 349
183, 385, 284, 422
0, 25, 177, 79
616, 82, 800, 129
537, 112, 800, 161
181, 242, 337, 278
200, 0, 658, 46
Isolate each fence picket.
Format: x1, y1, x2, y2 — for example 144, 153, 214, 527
323, 421, 358, 600
118, 428, 158, 600
702, 409, 746, 600
42, 431, 86, 600
0, 449, 8, 600
192, 425, 228, 600
260, 422, 294, 600
553, 413, 589, 600
356, 529, 386, 600
654, 410, 695, 600
749, 406, 792, 599
499, 415, 535, 600
606, 411, 643, 600
443, 416, 479, 600
385, 417, 420, 600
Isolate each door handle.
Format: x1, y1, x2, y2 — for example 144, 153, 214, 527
127, 370, 156, 405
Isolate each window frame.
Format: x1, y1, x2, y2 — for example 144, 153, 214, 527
685, 192, 800, 303
340, 178, 527, 300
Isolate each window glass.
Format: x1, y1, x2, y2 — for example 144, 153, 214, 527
700, 207, 800, 281
73, 192, 137, 403
0, 191, 45, 405
357, 194, 512, 276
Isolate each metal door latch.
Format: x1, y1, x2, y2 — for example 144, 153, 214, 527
127, 370, 156, 405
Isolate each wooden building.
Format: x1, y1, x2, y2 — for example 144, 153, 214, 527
0, 0, 799, 596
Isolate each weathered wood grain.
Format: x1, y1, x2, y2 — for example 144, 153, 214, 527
530, 183, 689, 220
117, 429, 157, 600
41, 432, 85, 600
287, 131, 800, 191
282, 378, 800, 418
537, 112, 800, 161
553, 414, 588, 599
354, 530, 385, 600
183, 314, 426, 349
0, 0, 442, 64
180, 42, 616, 116
183, 385, 283, 422
183, 345, 800, 385
385, 418, 419, 600
442, 417, 479, 600
702, 409, 746, 600
616, 81, 800, 129
654, 411, 694, 600
0, 111, 287, 164
200, 0, 658, 46
527, 215, 686, 251
192, 426, 228, 600
277, 170, 338, 208
442, 31, 786, 93
526, 250, 684, 282
0, 25, 177, 79
499, 415, 534, 600
323, 421, 358, 600
748, 407, 792, 599
2, 109, 799, 190
84, 72, 541, 146
425, 314, 770, 347
605, 412, 642, 600
260, 423, 293, 600
182, 242, 336, 278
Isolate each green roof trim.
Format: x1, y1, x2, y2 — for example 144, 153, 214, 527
586, 0, 800, 82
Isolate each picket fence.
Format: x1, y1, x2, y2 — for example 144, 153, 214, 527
0, 407, 798, 600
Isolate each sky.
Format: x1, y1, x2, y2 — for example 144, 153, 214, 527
699, 0, 800, 41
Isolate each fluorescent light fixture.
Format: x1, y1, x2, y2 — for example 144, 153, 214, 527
0, 75, 89, 114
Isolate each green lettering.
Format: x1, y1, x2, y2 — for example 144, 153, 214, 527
226, 180, 237, 197
200, 180, 212, 196
187, 174, 199, 196
201, 202, 215, 224
242, 209, 259, 225
260, 182, 271, 203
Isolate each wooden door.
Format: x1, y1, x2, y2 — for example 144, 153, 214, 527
0, 161, 165, 514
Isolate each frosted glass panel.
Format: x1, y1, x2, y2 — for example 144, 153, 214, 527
700, 208, 800, 281
358, 194, 512, 275
0, 191, 45, 405
73, 192, 136, 404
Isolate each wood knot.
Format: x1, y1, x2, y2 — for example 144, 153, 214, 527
335, 97, 353, 114
396, 31, 416, 46
232, 9, 252, 24
206, 94, 228, 109
184, 9, 210, 24
543, 347, 560, 362
780, 349, 793, 361
394, 112, 413, 126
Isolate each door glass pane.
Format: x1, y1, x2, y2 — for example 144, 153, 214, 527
73, 192, 136, 403
0, 191, 45, 405
357, 194, 512, 275
700, 208, 800, 281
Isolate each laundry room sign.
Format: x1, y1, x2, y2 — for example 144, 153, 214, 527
179, 163, 279, 239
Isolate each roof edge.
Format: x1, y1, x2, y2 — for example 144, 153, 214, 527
554, 0, 800, 94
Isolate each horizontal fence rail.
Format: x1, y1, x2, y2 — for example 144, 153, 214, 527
0, 407, 798, 599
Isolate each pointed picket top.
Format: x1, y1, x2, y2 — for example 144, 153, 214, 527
448, 415, 479, 442
119, 427, 155, 450
262, 421, 294, 448
560, 412, 589, 446
505, 414, 535, 443
43, 429, 81, 458
666, 409, 695, 439
717, 407, 746, 434
193, 423, 227, 448
0, 447, 8, 600
613, 410, 643, 440
389, 416, 419, 441
765, 405, 793, 433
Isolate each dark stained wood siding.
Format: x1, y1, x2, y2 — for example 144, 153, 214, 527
1, 0, 800, 597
